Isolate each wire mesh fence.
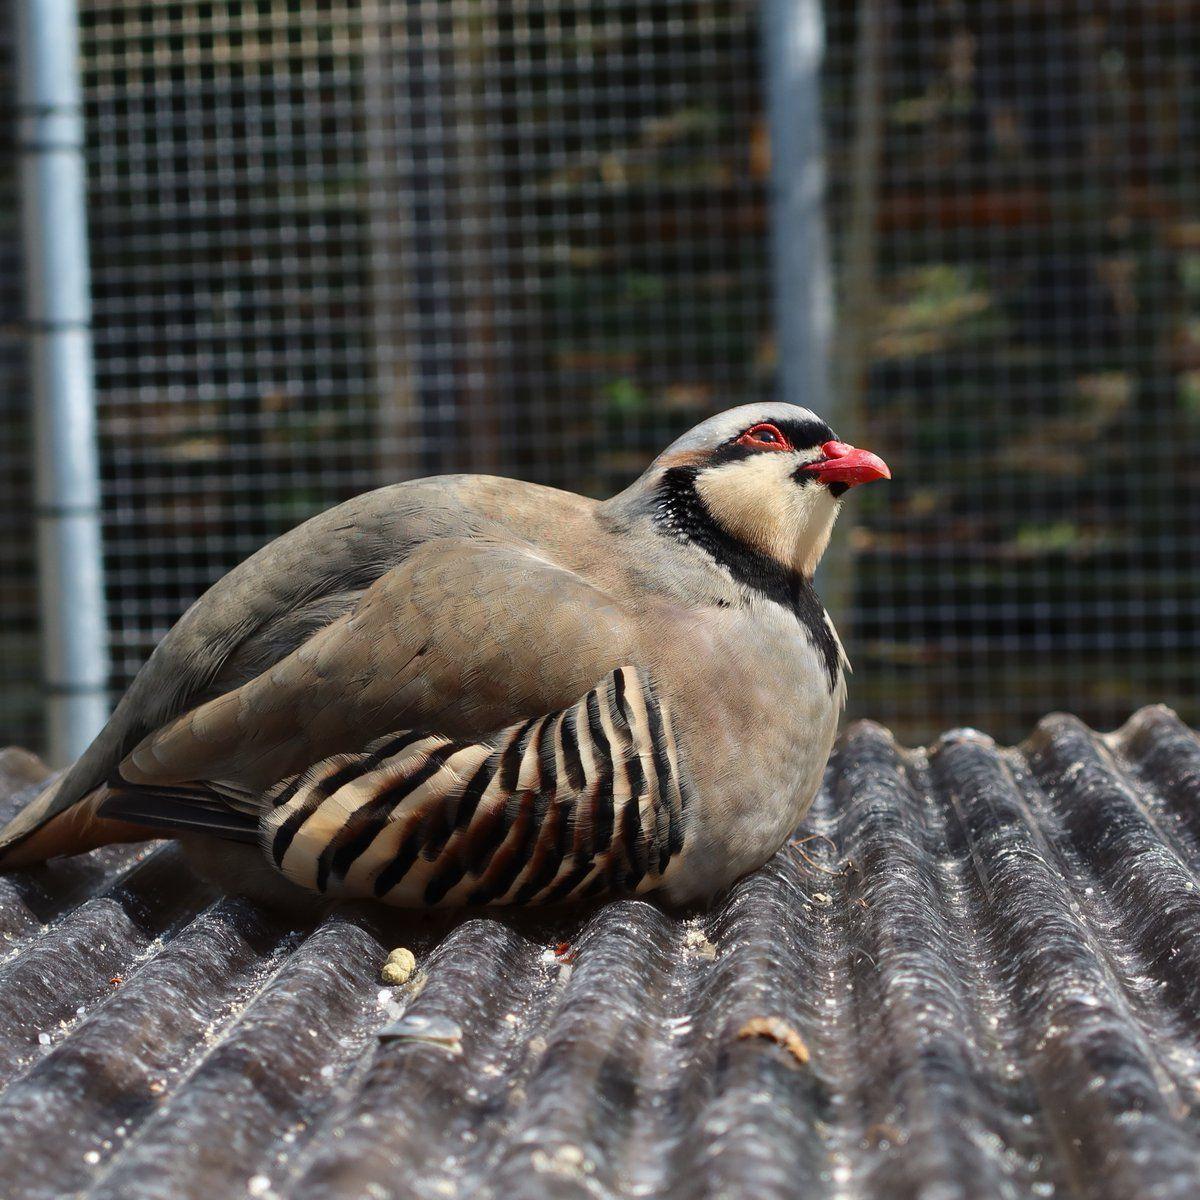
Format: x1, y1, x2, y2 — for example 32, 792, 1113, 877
0, 0, 39, 751
824, 0, 1200, 741
0, 0, 1197, 753
81, 0, 775, 723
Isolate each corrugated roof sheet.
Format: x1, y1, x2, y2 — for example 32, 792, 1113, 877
0, 705, 1199, 1200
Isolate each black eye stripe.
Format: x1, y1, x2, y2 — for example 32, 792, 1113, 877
710, 421, 835, 468
727, 417, 835, 452
709, 443, 769, 466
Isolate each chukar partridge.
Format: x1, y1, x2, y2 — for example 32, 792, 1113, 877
0, 405, 889, 908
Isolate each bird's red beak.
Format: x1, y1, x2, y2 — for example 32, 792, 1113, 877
801, 440, 891, 487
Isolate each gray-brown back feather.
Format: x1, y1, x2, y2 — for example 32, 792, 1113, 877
5, 474, 596, 851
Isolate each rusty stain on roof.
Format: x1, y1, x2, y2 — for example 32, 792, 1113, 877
0, 707, 1199, 1199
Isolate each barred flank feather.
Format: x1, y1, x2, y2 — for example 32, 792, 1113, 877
259, 666, 691, 907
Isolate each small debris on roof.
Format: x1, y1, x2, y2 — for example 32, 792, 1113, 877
379, 947, 416, 986
788, 831, 845, 875
682, 925, 717, 960
530, 1142, 592, 1181
377, 1013, 464, 1054
735, 1016, 811, 1067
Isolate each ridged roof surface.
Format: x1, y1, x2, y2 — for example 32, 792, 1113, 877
0, 705, 1198, 1200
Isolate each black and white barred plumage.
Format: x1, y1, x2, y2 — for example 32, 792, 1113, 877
262, 667, 692, 906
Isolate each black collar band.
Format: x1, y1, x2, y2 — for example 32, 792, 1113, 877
652, 467, 841, 690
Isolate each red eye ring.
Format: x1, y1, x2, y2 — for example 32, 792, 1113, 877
735, 423, 792, 451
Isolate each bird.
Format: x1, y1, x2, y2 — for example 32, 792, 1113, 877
0, 404, 889, 910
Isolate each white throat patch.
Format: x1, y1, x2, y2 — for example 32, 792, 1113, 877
693, 453, 840, 579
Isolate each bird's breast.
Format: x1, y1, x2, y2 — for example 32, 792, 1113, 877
648, 599, 843, 901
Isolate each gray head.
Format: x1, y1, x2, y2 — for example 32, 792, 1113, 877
610, 403, 890, 580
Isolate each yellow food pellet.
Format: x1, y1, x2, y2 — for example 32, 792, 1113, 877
381, 948, 417, 985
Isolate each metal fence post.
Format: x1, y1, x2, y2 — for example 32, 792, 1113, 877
763, 0, 834, 415
763, 0, 848, 614
16, 0, 109, 763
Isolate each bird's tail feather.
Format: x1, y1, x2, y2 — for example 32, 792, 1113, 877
98, 783, 260, 845
0, 777, 161, 868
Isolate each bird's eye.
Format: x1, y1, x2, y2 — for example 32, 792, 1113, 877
735, 423, 791, 451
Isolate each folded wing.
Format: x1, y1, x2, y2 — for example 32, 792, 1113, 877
0, 536, 637, 867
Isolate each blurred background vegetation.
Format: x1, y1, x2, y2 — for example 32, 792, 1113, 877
0, 0, 1197, 749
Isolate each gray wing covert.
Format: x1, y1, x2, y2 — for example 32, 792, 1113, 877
38, 482, 437, 823
117, 538, 640, 795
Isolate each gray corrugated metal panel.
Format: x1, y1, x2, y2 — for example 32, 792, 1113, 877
0, 706, 1197, 1200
